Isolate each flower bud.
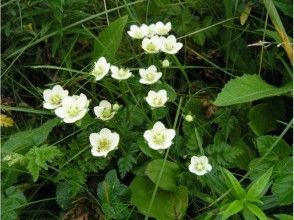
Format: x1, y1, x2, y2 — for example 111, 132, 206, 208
185, 114, 194, 122
113, 103, 120, 111
161, 59, 170, 67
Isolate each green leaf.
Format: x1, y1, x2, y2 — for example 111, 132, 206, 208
248, 103, 281, 136
273, 214, 293, 220
130, 176, 188, 220
97, 170, 130, 219
214, 74, 292, 106
93, 15, 128, 61
1, 186, 27, 220
137, 137, 161, 159
271, 171, 293, 205
223, 169, 246, 199
248, 158, 273, 181
222, 200, 244, 220
2, 118, 60, 154
245, 203, 267, 220
247, 167, 273, 200
26, 145, 62, 182
256, 136, 291, 160
118, 154, 137, 178
145, 159, 180, 191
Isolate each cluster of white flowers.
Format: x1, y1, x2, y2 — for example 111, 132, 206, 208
43, 85, 89, 123
127, 22, 183, 54
42, 22, 213, 176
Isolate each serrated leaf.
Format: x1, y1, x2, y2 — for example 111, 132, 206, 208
223, 169, 246, 199
145, 159, 180, 191
247, 167, 273, 200
256, 136, 291, 160
93, 15, 128, 62
2, 118, 60, 154
222, 200, 244, 220
26, 145, 62, 182
214, 74, 292, 106
118, 154, 137, 178
130, 176, 188, 220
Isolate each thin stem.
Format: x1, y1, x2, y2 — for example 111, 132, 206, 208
258, 9, 269, 75
144, 97, 183, 220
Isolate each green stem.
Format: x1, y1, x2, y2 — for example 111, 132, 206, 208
144, 97, 183, 220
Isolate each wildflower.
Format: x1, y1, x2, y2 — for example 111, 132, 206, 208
43, 85, 69, 110
142, 36, 162, 54
146, 24, 156, 37
127, 24, 148, 39
188, 156, 212, 176
110, 65, 132, 80
161, 35, 183, 54
143, 121, 176, 150
91, 57, 110, 81
94, 100, 116, 121
0, 114, 14, 127
89, 128, 120, 157
184, 114, 194, 122
161, 59, 170, 68
139, 65, 162, 85
154, 21, 171, 35
145, 89, 168, 108
55, 93, 89, 123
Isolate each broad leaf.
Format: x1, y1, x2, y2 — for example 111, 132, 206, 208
2, 118, 60, 154
130, 176, 188, 220
247, 167, 273, 200
222, 200, 244, 220
93, 15, 128, 61
214, 74, 292, 106
145, 159, 180, 191
223, 169, 246, 199
245, 203, 267, 220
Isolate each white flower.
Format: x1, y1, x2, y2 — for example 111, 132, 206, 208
154, 21, 171, 35
94, 100, 116, 121
139, 65, 162, 85
89, 128, 120, 157
146, 24, 156, 37
142, 36, 162, 54
43, 85, 69, 110
110, 65, 132, 80
188, 156, 212, 176
55, 93, 89, 123
127, 24, 148, 39
143, 121, 176, 150
161, 59, 170, 67
145, 89, 168, 108
91, 57, 110, 81
161, 35, 183, 54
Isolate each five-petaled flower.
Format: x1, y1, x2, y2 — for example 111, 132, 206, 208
89, 128, 120, 157
143, 121, 176, 150
110, 65, 132, 80
94, 100, 116, 121
139, 65, 162, 85
91, 57, 110, 81
127, 24, 148, 39
145, 89, 168, 108
142, 36, 162, 54
188, 156, 212, 176
161, 35, 183, 54
55, 93, 89, 123
154, 21, 171, 36
43, 85, 69, 110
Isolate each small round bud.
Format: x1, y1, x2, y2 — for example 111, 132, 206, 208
113, 103, 120, 111
185, 114, 194, 122
161, 59, 170, 68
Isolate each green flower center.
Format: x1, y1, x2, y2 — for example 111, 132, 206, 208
145, 72, 155, 81
118, 69, 127, 77
50, 95, 61, 105
195, 162, 204, 171
101, 108, 112, 118
166, 42, 174, 50
67, 106, 80, 117
153, 133, 165, 144
146, 43, 156, 52
152, 97, 163, 106
97, 138, 110, 152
